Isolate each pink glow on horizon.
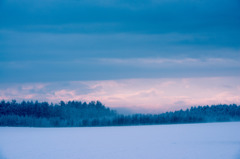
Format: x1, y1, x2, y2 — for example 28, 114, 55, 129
0, 77, 240, 112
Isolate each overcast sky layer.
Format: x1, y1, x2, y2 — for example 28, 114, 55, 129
0, 0, 239, 112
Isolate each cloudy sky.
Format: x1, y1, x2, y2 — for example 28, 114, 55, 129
0, 0, 240, 113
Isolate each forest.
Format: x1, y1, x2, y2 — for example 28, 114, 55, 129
0, 100, 240, 127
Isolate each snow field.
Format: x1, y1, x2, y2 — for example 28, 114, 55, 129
0, 122, 240, 159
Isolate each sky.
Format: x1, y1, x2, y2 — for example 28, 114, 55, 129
0, 0, 240, 113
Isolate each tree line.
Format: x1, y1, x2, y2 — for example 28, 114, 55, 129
0, 100, 240, 127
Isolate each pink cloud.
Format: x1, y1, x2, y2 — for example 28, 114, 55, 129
0, 77, 239, 113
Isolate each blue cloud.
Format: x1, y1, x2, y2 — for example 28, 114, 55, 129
1, 0, 239, 34
0, 0, 239, 83
0, 57, 239, 83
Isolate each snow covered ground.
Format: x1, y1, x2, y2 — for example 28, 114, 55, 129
0, 122, 240, 159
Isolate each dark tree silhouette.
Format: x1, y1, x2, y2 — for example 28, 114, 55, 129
0, 100, 239, 127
